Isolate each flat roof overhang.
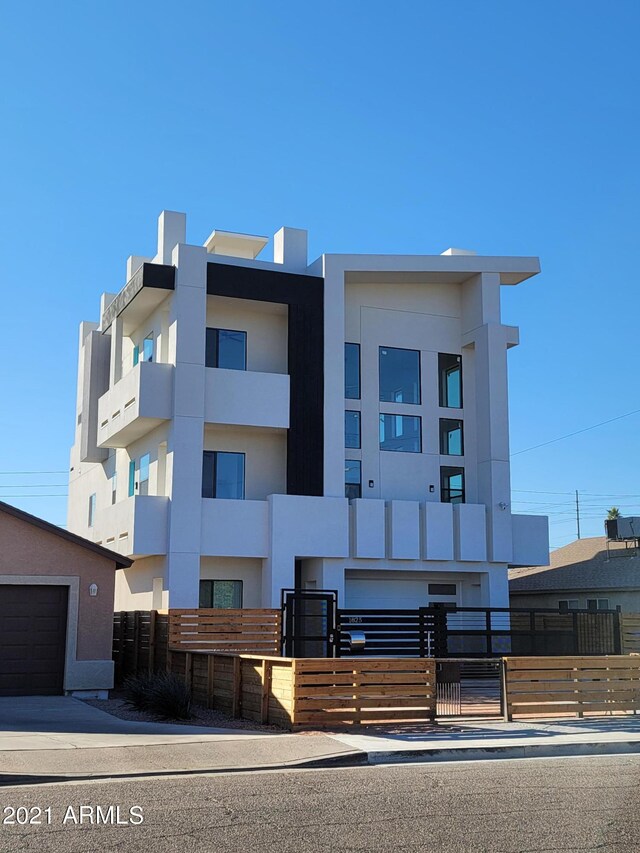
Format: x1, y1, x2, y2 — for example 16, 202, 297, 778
101, 263, 175, 334
332, 254, 540, 286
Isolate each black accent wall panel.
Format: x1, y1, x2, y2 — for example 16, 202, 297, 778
206, 263, 324, 497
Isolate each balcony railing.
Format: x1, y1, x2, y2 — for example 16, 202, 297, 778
97, 361, 173, 448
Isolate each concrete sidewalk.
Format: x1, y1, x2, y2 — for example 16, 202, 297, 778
3, 697, 640, 786
0, 697, 361, 786
327, 716, 640, 763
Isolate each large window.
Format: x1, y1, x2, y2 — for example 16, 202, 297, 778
111, 471, 117, 506
206, 328, 247, 370
439, 418, 464, 456
379, 347, 421, 404
379, 414, 422, 453
345, 459, 361, 499
202, 451, 245, 499
439, 353, 462, 408
344, 343, 360, 399
199, 579, 243, 609
345, 410, 361, 449
559, 599, 579, 611
441, 466, 464, 503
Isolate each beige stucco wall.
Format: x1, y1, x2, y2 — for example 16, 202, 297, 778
0, 511, 119, 692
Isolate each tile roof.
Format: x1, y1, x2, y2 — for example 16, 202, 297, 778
509, 536, 640, 592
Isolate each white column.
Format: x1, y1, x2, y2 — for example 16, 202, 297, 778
323, 256, 346, 497
462, 273, 513, 564
165, 242, 207, 608
273, 227, 308, 272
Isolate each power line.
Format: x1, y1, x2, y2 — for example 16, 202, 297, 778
511, 407, 640, 457
0, 494, 68, 498
0, 484, 68, 488
0, 470, 67, 475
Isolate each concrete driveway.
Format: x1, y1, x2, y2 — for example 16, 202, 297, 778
0, 695, 278, 751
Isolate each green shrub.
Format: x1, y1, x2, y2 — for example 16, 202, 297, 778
123, 672, 193, 720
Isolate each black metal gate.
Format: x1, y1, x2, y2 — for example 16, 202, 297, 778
281, 589, 338, 658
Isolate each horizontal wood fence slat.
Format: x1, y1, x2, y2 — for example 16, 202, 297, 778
503, 655, 640, 720
168, 609, 281, 655
620, 614, 640, 655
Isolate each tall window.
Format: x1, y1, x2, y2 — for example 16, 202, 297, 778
202, 451, 245, 499
441, 467, 464, 503
379, 414, 422, 453
138, 454, 150, 496
199, 579, 243, 609
345, 410, 361, 449
439, 353, 462, 408
128, 460, 135, 496
439, 419, 464, 455
111, 471, 117, 505
142, 334, 154, 363
345, 459, 361, 499
379, 347, 421, 404
206, 328, 247, 370
344, 343, 360, 399
88, 493, 96, 527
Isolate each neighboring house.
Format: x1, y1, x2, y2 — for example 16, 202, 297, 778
67, 210, 549, 611
509, 536, 640, 612
0, 500, 131, 697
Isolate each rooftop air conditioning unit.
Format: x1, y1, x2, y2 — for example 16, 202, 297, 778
606, 517, 640, 541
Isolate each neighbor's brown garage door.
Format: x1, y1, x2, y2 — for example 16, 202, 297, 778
0, 585, 68, 696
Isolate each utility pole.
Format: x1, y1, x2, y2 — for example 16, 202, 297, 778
576, 490, 581, 540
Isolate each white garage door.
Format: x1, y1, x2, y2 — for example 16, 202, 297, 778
345, 578, 457, 609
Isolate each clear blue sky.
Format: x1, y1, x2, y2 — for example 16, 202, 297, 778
1, 1, 638, 549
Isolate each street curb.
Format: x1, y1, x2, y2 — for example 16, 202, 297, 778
367, 739, 640, 764
0, 749, 369, 788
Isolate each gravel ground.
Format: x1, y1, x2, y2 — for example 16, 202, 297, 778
82, 692, 283, 732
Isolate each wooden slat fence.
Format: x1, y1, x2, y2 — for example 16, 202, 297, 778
169, 651, 435, 728
169, 609, 282, 655
113, 611, 168, 683
620, 614, 640, 654
503, 655, 640, 720
292, 658, 436, 726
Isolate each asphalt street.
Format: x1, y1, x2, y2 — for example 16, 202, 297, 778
1, 754, 639, 853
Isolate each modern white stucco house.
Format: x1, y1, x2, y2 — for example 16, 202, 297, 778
67, 210, 549, 611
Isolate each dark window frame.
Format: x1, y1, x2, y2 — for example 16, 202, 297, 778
344, 342, 361, 400
439, 353, 463, 409
379, 413, 423, 453
202, 450, 246, 500
440, 466, 465, 503
379, 345, 422, 405
199, 579, 244, 609
345, 410, 361, 449
439, 418, 464, 456
206, 327, 248, 370
345, 459, 362, 500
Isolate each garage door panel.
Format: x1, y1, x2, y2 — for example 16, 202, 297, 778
0, 585, 67, 696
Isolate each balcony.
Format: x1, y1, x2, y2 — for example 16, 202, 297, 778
204, 368, 289, 430
95, 495, 169, 558
97, 361, 173, 448
201, 498, 269, 557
